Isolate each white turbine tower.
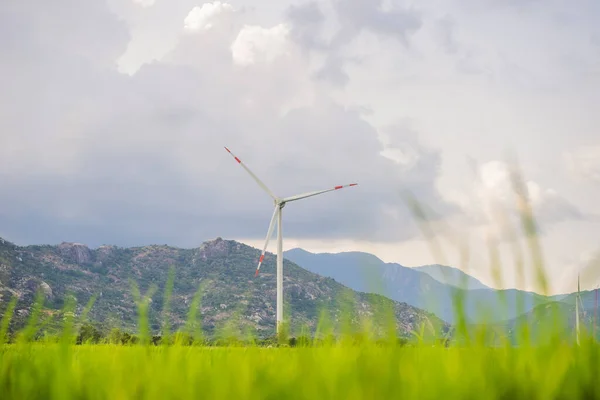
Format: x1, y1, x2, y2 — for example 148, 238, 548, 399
576, 274, 583, 345
224, 147, 357, 334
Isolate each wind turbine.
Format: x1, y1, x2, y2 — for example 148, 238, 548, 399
576, 275, 580, 345
576, 274, 585, 346
594, 286, 598, 341
224, 146, 357, 334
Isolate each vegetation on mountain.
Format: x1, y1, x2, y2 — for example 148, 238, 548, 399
0, 237, 448, 340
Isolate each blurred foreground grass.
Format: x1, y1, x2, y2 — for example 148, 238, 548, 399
1, 340, 600, 399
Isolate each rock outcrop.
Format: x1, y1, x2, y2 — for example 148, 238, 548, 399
58, 242, 93, 264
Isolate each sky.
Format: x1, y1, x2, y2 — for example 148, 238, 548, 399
0, 0, 599, 294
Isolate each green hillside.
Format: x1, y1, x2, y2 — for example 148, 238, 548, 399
0, 237, 448, 339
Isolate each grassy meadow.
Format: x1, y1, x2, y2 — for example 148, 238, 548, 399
1, 164, 599, 399
2, 340, 600, 399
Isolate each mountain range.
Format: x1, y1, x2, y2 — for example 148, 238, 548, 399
0, 236, 592, 341
283, 248, 567, 324
0, 237, 447, 339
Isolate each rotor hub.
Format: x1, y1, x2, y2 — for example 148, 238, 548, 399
275, 198, 286, 208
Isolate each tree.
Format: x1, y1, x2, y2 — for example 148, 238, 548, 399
77, 323, 102, 344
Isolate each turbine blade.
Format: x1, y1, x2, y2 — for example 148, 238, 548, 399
282, 183, 357, 203
225, 147, 277, 200
256, 206, 279, 276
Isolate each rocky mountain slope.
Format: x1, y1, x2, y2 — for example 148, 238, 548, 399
0, 237, 448, 338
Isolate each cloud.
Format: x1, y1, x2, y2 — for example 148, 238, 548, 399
231, 24, 292, 66
0, 0, 450, 248
556, 248, 600, 292
531, 182, 586, 220
132, 0, 155, 8
285, 2, 326, 50
447, 160, 586, 241
0, 0, 129, 69
564, 146, 600, 185
284, 0, 422, 86
0, 0, 598, 296
330, 0, 422, 46
184, 1, 236, 32
435, 15, 458, 54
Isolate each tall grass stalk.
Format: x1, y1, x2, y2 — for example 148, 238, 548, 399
0, 296, 17, 345
161, 266, 175, 345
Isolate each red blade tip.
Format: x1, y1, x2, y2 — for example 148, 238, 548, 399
255, 269, 260, 277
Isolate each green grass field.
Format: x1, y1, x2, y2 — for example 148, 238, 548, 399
1, 269, 598, 399
2, 341, 600, 399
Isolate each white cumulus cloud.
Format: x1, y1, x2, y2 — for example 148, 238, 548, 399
231, 24, 291, 66
184, 1, 235, 32
448, 160, 584, 242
